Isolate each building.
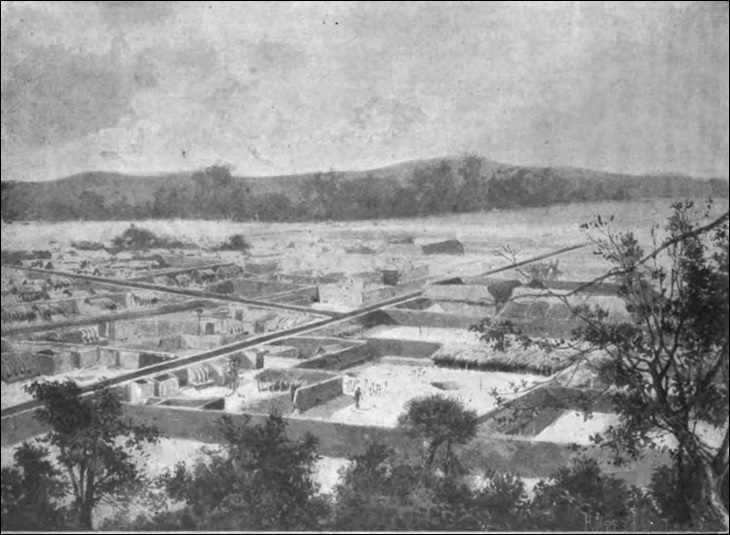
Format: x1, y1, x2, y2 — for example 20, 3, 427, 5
1, 352, 41, 383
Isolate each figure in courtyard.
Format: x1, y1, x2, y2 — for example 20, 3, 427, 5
224, 358, 242, 396
354, 386, 362, 409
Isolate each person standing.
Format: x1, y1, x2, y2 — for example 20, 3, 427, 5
354, 386, 362, 409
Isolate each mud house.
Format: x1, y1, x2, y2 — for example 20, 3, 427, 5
173, 273, 194, 287
319, 277, 366, 308
1, 351, 41, 382
191, 268, 217, 284
34, 347, 76, 375
216, 264, 244, 280
2, 304, 38, 323
17, 281, 48, 302
382, 264, 429, 286
152, 373, 179, 398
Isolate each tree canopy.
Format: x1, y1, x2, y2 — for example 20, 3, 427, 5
475, 200, 729, 529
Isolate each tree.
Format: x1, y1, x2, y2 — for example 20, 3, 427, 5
408, 161, 457, 215
331, 443, 441, 531
475, 200, 729, 529
78, 190, 106, 220
398, 394, 478, 475
152, 413, 328, 531
217, 233, 251, 252
331, 441, 532, 532
24, 379, 159, 529
1, 442, 68, 531
530, 457, 649, 531
455, 153, 488, 212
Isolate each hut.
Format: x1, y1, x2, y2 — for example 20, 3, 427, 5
127, 379, 155, 403
35, 348, 76, 375
1, 352, 41, 383
17, 281, 48, 302
192, 268, 217, 284
216, 264, 243, 280
152, 373, 179, 398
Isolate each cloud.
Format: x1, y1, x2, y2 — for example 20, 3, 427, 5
93, 0, 182, 28
1, 43, 139, 148
1, 1, 728, 181
348, 97, 428, 145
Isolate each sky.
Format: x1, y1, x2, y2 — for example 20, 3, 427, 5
1, 1, 728, 181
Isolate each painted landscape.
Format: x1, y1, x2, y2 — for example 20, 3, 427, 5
2, 1, 728, 533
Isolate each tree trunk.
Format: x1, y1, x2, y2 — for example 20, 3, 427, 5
699, 459, 730, 531
444, 441, 454, 476
78, 501, 94, 530
425, 441, 441, 471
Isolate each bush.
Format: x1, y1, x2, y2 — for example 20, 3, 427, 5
217, 234, 251, 252
110, 225, 197, 250
70, 240, 106, 251
529, 456, 663, 531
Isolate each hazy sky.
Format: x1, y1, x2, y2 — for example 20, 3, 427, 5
1, 1, 728, 181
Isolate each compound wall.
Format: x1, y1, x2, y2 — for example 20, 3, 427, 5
365, 337, 441, 359
293, 376, 344, 412
295, 342, 374, 371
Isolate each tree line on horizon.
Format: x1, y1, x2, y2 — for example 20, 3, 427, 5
2, 156, 728, 223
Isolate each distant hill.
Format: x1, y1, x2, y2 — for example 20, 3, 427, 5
1, 155, 727, 223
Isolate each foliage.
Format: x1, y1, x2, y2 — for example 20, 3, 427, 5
530, 456, 663, 531
23, 379, 160, 529
331, 442, 530, 531
398, 394, 478, 475
4, 157, 725, 223
474, 200, 730, 529
216, 233, 251, 252
331, 443, 444, 531
70, 240, 107, 251
110, 224, 196, 250
141, 413, 329, 531
1, 442, 69, 531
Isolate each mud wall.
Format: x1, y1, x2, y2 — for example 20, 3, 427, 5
365, 338, 442, 359
228, 279, 299, 298
479, 386, 615, 432
384, 309, 478, 329
267, 286, 319, 304
2, 400, 668, 485
295, 343, 373, 371
423, 284, 494, 303
293, 377, 344, 412
245, 392, 296, 416
270, 337, 358, 359
361, 280, 424, 305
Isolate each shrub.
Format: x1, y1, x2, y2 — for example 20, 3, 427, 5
70, 240, 106, 251
112, 226, 161, 250
110, 225, 197, 250
217, 234, 251, 252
